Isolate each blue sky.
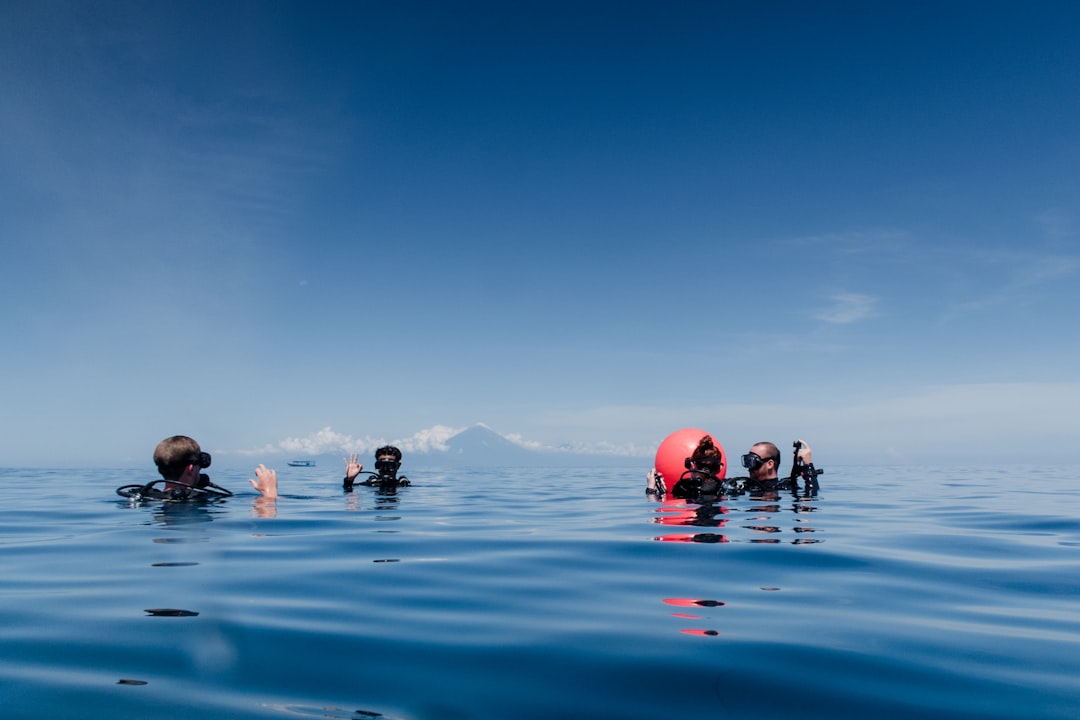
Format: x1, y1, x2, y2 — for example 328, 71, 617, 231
2, 1, 1078, 468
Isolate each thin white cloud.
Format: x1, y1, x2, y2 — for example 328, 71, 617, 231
502, 432, 648, 456
395, 425, 466, 453
942, 250, 1079, 322
814, 292, 878, 324
278, 427, 377, 455
239, 424, 466, 457
502, 432, 546, 450
235, 426, 379, 457
1013, 255, 1079, 287
785, 228, 912, 256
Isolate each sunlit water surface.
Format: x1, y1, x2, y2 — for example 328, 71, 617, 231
1, 465, 1078, 719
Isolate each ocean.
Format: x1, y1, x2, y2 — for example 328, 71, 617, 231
1, 464, 1078, 719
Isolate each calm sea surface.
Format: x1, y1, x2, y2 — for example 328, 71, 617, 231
1, 465, 1078, 719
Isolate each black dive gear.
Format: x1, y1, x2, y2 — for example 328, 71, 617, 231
790, 440, 823, 492
374, 458, 401, 475
671, 470, 722, 500
741, 451, 780, 471
672, 473, 795, 501
117, 473, 233, 502
189, 451, 212, 469
344, 470, 410, 491
157, 451, 211, 475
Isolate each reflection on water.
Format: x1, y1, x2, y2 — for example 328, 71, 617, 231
649, 481, 826, 638
270, 704, 388, 719
151, 502, 218, 527
650, 483, 821, 545
2, 465, 1080, 720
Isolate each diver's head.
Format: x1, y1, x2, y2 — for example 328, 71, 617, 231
742, 442, 780, 481
153, 435, 212, 482
687, 435, 723, 477
373, 445, 402, 478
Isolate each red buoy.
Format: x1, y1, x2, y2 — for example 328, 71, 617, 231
653, 428, 727, 489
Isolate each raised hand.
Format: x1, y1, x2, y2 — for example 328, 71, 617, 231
343, 453, 363, 481
248, 464, 278, 498
794, 439, 812, 465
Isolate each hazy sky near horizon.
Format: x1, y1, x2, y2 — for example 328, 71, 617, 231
2, 1, 1079, 468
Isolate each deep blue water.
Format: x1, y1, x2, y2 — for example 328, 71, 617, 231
1, 465, 1078, 719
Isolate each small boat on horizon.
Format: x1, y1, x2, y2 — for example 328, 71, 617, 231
287, 460, 316, 467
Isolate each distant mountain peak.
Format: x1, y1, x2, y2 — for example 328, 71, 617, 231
444, 424, 533, 457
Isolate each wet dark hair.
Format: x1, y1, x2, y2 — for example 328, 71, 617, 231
690, 436, 723, 474
374, 445, 402, 461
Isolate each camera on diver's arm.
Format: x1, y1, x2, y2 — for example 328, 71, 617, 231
791, 440, 823, 491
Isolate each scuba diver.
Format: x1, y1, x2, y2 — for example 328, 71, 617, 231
733, 439, 821, 496
649, 438, 821, 502
669, 435, 725, 500
343, 445, 411, 491
116, 435, 278, 502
